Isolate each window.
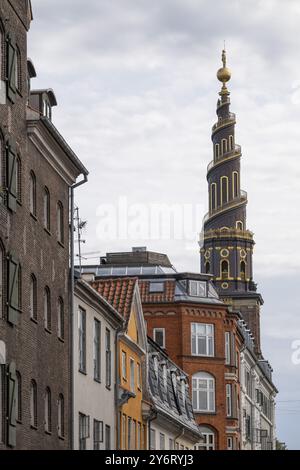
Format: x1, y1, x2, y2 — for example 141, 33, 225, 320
137, 422, 142, 450
57, 297, 64, 340
245, 414, 251, 441
210, 183, 217, 211
15, 46, 21, 91
245, 370, 252, 398
149, 282, 164, 293
30, 380, 37, 428
137, 363, 141, 390
162, 364, 167, 391
130, 358, 135, 393
226, 384, 232, 417
44, 388, 51, 433
221, 260, 229, 280
94, 319, 101, 382
240, 261, 246, 281
105, 425, 111, 450
221, 176, 229, 204
181, 379, 186, 403
229, 135, 234, 150
169, 438, 174, 450
236, 221, 243, 230
78, 308, 86, 373
205, 261, 210, 274
233, 171, 239, 198
197, 426, 215, 450
93, 420, 103, 450
127, 417, 132, 450
29, 171, 36, 216
221, 138, 227, 155
191, 323, 214, 357
0, 242, 3, 319
122, 351, 127, 380
215, 143, 220, 159
189, 280, 207, 297
150, 428, 156, 450
79, 413, 89, 449
29, 274, 37, 321
160, 433, 165, 450
16, 156, 21, 202
43, 187, 50, 231
227, 436, 233, 450
105, 329, 111, 388
58, 394, 65, 438
44, 287, 51, 331
153, 328, 165, 349
16, 371, 22, 422
57, 202, 64, 244
225, 332, 231, 365
122, 414, 127, 449
192, 372, 215, 412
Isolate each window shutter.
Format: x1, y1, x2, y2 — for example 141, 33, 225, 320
7, 362, 17, 447
7, 254, 20, 325
6, 139, 17, 212
6, 33, 17, 103
230, 333, 235, 366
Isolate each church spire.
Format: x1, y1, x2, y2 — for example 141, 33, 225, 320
200, 48, 263, 356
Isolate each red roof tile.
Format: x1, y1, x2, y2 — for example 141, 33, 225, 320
91, 277, 138, 320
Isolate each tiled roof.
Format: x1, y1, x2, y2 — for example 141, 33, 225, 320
91, 277, 138, 320
139, 280, 176, 303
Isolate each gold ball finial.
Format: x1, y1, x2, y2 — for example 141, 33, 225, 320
217, 49, 231, 84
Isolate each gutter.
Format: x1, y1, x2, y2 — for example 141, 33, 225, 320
174, 427, 185, 448
115, 325, 125, 450
70, 174, 88, 450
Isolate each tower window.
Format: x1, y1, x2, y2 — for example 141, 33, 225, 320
221, 260, 229, 280
233, 171, 239, 198
221, 176, 229, 205
240, 261, 246, 281
205, 262, 210, 274
215, 144, 220, 160
229, 135, 234, 150
221, 139, 227, 155
236, 221, 243, 231
210, 183, 217, 211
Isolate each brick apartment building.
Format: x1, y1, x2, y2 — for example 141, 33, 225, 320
82, 248, 244, 450
0, 1, 87, 449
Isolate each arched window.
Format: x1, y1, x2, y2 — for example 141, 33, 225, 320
196, 426, 216, 450
57, 202, 64, 244
44, 286, 51, 331
236, 221, 243, 231
44, 388, 51, 433
57, 297, 64, 340
16, 371, 22, 422
16, 156, 22, 202
205, 262, 210, 274
221, 139, 227, 155
192, 372, 215, 412
240, 261, 246, 281
30, 380, 37, 428
221, 260, 229, 280
58, 394, 64, 438
229, 135, 234, 151
232, 171, 239, 199
210, 183, 217, 212
43, 187, 50, 231
221, 176, 229, 205
215, 144, 220, 160
30, 274, 37, 321
29, 171, 36, 216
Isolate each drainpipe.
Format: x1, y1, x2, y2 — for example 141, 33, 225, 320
148, 409, 158, 450
174, 427, 185, 449
70, 174, 88, 450
115, 326, 124, 450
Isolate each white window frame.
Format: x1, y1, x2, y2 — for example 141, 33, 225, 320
197, 427, 215, 450
226, 384, 232, 417
159, 433, 165, 450
130, 358, 135, 393
150, 428, 156, 450
225, 332, 231, 365
153, 328, 165, 349
191, 323, 214, 357
122, 351, 127, 380
189, 280, 207, 297
192, 372, 215, 413
227, 436, 233, 450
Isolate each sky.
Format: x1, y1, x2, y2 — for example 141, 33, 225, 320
28, 0, 300, 449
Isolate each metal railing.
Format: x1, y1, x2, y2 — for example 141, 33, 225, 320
212, 112, 236, 132
207, 144, 242, 173
202, 191, 248, 224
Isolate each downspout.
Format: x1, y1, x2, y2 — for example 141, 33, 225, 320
115, 326, 124, 450
70, 174, 88, 450
148, 409, 158, 450
174, 427, 185, 449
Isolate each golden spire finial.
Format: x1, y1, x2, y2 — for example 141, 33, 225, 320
217, 45, 231, 92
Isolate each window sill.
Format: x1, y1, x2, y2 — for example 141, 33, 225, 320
17, 200, 22, 207
94, 378, 101, 384
194, 411, 216, 415
44, 227, 51, 236
45, 430, 52, 436
45, 328, 52, 335
30, 212, 37, 221
106, 385, 112, 391
58, 435, 65, 441
57, 240, 65, 249
191, 354, 215, 358
79, 369, 87, 376
30, 425, 38, 431
30, 317, 38, 325
58, 337, 65, 344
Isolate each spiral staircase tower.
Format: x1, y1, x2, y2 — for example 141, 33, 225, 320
200, 50, 263, 355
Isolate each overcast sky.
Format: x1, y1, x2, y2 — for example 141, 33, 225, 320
28, 0, 300, 449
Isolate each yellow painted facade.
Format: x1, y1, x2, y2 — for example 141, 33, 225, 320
118, 300, 147, 450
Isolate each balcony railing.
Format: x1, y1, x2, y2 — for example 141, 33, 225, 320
212, 112, 236, 132
199, 227, 254, 247
202, 191, 248, 224
207, 144, 242, 173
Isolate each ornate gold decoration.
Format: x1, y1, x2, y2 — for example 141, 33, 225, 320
220, 249, 229, 258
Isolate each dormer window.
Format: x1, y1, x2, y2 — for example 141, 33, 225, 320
189, 280, 207, 297
29, 89, 57, 121
43, 99, 52, 119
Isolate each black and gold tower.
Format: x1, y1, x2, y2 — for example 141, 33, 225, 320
200, 50, 263, 355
